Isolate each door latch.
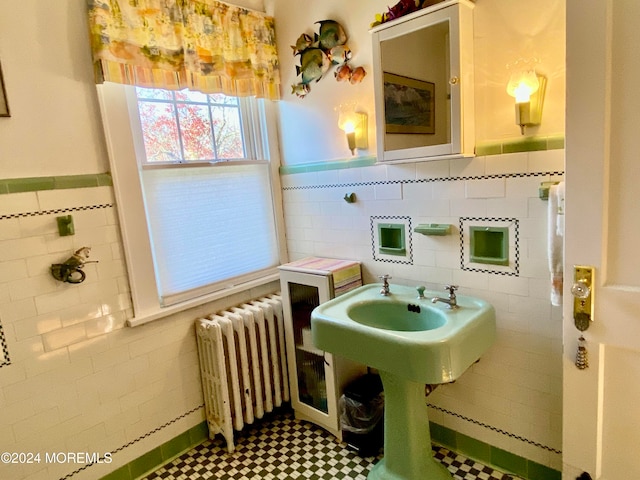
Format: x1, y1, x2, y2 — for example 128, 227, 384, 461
571, 265, 594, 331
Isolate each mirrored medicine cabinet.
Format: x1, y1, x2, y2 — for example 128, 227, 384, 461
370, 0, 475, 163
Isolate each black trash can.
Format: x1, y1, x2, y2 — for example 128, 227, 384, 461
339, 373, 384, 457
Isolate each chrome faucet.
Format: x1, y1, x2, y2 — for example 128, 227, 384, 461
379, 274, 392, 296
431, 285, 458, 309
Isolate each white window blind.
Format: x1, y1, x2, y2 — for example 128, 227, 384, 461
142, 163, 279, 306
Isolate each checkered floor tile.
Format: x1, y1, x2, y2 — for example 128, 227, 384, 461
144, 411, 523, 479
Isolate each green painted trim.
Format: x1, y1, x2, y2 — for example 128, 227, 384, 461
99, 421, 209, 480
429, 421, 561, 480
476, 134, 565, 156
279, 156, 377, 175
0, 173, 112, 194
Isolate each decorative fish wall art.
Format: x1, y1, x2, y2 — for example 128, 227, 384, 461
291, 20, 366, 98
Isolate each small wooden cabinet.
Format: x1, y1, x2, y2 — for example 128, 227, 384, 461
279, 257, 367, 438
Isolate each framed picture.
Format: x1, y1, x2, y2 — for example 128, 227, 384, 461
0, 61, 10, 117
383, 72, 434, 134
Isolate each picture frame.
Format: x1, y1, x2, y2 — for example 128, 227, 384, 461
383, 72, 434, 134
0, 61, 10, 117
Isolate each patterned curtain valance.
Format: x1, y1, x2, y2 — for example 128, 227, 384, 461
87, 0, 281, 100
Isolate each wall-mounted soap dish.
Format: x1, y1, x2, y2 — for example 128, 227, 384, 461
414, 224, 451, 236
539, 181, 560, 200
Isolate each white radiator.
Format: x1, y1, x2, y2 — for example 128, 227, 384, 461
195, 294, 289, 453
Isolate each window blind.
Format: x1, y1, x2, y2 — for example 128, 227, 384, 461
141, 163, 279, 306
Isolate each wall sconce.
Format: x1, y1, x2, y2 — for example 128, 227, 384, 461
337, 105, 368, 155
506, 61, 547, 135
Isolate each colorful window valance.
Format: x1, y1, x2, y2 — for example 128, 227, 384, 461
87, 0, 281, 100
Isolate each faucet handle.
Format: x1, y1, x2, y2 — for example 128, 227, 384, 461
416, 285, 426, 299
378, 275, 392, 296
444, 285, 458, 296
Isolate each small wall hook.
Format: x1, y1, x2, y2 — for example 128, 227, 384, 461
51, 246, 97, 284
343, 192, 356, 203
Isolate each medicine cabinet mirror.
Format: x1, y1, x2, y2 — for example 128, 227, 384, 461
370, 0, 475, 162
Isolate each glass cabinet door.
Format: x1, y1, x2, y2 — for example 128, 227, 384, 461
288, 282, 328, 412
280, 264, 365, 437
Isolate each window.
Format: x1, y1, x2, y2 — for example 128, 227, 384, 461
97, 83, 285, 324
135, 88, 246, 162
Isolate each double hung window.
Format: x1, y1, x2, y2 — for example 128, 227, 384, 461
97, 83, 284, 323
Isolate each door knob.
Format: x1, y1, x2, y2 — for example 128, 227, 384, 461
571, 279, 591, 299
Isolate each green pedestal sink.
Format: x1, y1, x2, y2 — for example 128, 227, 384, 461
311, 283, 496, 480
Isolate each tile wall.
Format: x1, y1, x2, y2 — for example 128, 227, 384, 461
0, 185, 278, 480
0, 147, 565, 478
280, 149, 565, 471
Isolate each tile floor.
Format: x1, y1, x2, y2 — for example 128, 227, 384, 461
144, 411, 523, 480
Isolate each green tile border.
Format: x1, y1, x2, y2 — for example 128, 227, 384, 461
429, 421, 561, 480
99, 421, 209, 480
279, 135, 564, 176
0, 173, 112, 194
476, 134, 564, 156
279, 156, 376, 175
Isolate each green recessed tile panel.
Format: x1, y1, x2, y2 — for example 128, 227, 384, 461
378, 223, 406, 256
470, 226, 509, 266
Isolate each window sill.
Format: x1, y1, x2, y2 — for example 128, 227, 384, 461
126, 271, 281, 327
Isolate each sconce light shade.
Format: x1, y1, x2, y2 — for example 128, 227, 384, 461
507, 65, 547, 135
338, 108, 368, 155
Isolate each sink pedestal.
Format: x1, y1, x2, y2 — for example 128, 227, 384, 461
369, 371, 452, 480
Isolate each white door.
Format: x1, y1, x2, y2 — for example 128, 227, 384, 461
564, 1, 640, 478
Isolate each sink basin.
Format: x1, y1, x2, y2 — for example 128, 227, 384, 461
311, 283, 496, 480
347, 300, 447, 332
312, 283, 496, 385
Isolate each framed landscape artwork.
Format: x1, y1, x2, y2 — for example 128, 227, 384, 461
383, 72, 434, 134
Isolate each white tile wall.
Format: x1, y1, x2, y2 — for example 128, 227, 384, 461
281, 150, 564, 469
0, 186, 281, 480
